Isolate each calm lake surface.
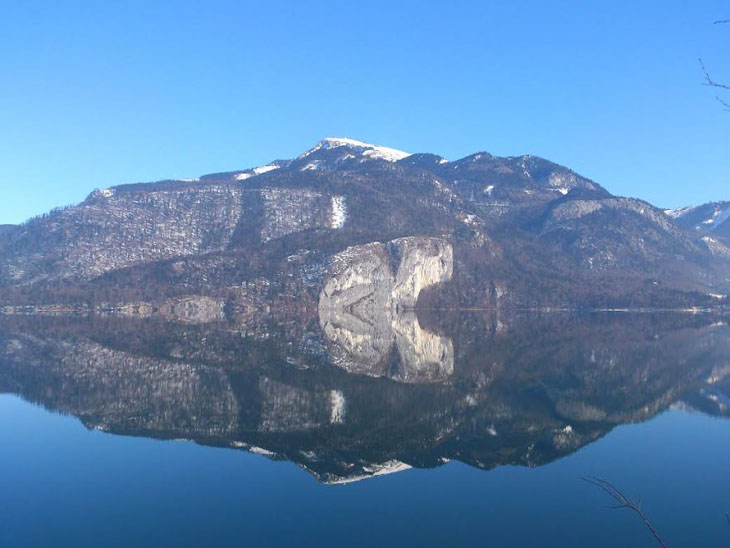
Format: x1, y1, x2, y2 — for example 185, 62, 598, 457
1, 312, 729, 547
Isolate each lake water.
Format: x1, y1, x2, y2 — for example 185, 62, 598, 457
1, 312, 729, 547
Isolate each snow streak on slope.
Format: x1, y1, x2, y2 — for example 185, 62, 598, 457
330, 196, 347, 229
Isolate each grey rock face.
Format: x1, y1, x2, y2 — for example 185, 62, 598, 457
258, 376, 335, 432
260, 188, 332, 242
539, 197, 705, 271
2, 184, 246, 283
318, 237, 454, 383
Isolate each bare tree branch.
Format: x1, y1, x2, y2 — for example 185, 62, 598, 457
699, 58, 730, 90
699, 19, 729, 109
582, 476, 668, 548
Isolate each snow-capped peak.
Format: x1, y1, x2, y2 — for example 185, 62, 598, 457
664, 206, 694, 219
301, 137, 411, 162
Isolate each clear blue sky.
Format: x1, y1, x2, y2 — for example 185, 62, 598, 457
1, 0, 728, 224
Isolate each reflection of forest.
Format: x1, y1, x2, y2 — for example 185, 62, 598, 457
0, 311, 728, 484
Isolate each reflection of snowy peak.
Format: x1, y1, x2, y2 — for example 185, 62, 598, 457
319, 460, 412, 485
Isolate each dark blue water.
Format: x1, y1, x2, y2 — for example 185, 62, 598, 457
1, 313, 729, 546
2, 397, 730, 547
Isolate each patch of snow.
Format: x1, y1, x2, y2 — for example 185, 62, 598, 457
438, 157, 449, 164
249, 446, 276, 457
665, 206, 693, 219
234, 163, 281, 180
462, 214, 480, 227
548, 172, 580, 192
706, 364, 730, 384
301, 161, 322, 171
704, 206, 730, 232
329, 390, 346, 424
301, 137, 410, 162
253, 164, 280, 175
330, 196, 347, 229
326, 460, 412, 485
100, 188, 115, 198
484, 185, 495, 195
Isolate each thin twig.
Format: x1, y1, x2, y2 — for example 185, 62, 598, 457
700, 19, 729, 109
699, 58, 730, 90
582, 476, 668, 548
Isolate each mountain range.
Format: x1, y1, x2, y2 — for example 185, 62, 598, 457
1, 137, 729, 311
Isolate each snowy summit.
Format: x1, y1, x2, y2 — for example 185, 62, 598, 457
301, 137, 411, 163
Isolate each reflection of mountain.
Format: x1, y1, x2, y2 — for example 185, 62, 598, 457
677, 361, 730, 418
1, 312, 729, 484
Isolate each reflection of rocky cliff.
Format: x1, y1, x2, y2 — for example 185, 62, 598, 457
319, 237, 453, 383
1, 313, 729, 484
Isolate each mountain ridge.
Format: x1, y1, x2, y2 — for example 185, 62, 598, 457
1, 138, 728, 310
